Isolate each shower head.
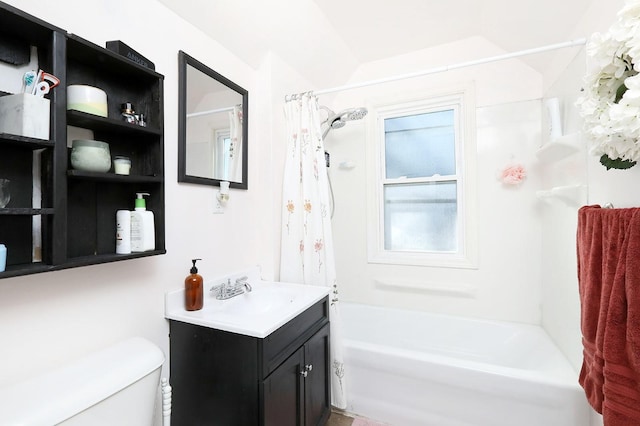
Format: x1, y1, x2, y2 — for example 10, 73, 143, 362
325, 107, 368, 125
329, 118, 347, 129
321, 106, 368, 139
342, 107, 368, 121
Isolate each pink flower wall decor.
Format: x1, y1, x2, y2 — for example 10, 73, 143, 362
499, 163, 527, 185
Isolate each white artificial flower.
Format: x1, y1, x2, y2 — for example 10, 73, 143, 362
577, 1, 640, 168
618, 0, 640, 20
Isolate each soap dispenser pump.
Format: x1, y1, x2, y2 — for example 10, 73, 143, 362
185, 258, 203, 311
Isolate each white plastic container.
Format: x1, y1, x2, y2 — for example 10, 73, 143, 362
545, 97, 562, 140
131, 193, 155, 252
0, 93, 50, 139
116, 210, 131, 254
67, 85, 108, 117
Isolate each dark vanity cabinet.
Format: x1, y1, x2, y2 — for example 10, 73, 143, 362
169, 297, 331, 426
0, 2, 165, 278
263, 323, 330, 426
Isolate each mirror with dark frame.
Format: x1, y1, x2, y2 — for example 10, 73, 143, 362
178, 51, 248, 189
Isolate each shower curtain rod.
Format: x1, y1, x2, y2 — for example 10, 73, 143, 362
186, 105, 237, 119
303, 38, 587, 97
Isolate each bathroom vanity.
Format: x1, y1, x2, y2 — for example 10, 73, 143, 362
166, 271, 331, 426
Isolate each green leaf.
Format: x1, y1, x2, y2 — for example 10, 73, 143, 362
600, 154, 637, 170
615, 83, 628, 103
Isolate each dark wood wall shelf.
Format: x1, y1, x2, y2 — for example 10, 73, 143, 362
65, 250, 167, 266
0, 1, 165, 278
67, 110, 163, 136
0, 263, 54, 278
0, 208, 55, 216
0, 249, 167, 279
0, 134, 55, 148
67, 171, 163, 183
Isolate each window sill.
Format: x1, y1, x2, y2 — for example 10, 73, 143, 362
368, 250, 478, 269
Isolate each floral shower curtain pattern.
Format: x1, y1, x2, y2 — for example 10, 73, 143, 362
280, 93, 347, 409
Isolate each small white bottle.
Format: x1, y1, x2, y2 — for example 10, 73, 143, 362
130, 192, 155, 252
116, 210, 131, 254
545, 97, 563, 140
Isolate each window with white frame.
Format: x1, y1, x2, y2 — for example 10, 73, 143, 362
213, 128, 231, 178
367, 88, 478, 268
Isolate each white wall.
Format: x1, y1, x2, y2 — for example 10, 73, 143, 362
0, 0, 274, 395
325, 36, 546, 323
540, 1, 626, 425
539, 49, 588, 372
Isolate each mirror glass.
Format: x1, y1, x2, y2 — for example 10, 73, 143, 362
178, 51, 248, 188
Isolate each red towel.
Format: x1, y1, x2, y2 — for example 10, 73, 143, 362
577, 205, 640, 425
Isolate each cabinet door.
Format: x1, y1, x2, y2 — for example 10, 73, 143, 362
304, 323, 331, 426
263, 346, 305, 426
170, 321, 260, 426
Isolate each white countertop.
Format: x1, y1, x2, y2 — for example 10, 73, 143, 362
165, 267, 329, 338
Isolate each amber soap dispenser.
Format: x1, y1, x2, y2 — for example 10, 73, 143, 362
185, 258, 203, 311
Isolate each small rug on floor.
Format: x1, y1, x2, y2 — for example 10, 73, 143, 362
352, 417, 388, 426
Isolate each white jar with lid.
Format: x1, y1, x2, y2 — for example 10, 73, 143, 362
113, 156, 131, 175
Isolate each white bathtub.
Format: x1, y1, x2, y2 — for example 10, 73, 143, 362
340, 303, 590, 426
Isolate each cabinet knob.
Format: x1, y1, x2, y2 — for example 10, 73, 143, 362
305, 364, 313, 371
300, 370, 308, 378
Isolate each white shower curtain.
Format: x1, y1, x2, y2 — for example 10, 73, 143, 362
280, 93, 347, 409
228, 105, 243, 182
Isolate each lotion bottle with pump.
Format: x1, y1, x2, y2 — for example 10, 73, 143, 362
130, 192, 155, 252
185, 258, 203, 311
115, 210, 131, 254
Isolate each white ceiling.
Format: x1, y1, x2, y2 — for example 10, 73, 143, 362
157, 0, 596, 88
313, 0, 592, 62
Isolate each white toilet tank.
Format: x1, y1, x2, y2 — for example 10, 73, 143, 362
0, 337, 164, 426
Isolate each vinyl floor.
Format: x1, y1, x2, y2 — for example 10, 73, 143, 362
326, 411, 390, 426
326, 412, 355, 425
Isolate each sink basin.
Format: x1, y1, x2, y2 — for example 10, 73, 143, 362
218, 286, 297, 316
203, 282, 303, 316
165, 267, 329, 338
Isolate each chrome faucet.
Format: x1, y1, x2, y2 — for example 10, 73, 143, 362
236, 276, 252, 292
210, 276, 252, 300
